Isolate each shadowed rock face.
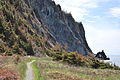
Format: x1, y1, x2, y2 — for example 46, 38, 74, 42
96, 50, 110, 60
24, 0, 92, 55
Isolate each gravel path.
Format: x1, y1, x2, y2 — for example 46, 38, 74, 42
25, 60, 35, 80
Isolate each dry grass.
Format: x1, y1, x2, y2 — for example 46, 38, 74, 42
0, 69, 20, 80
47, 72, 81, 80
34, 57, 120, 80
0, 56, 120, 80
0, 56, 32, 80
0, 56, 20, 80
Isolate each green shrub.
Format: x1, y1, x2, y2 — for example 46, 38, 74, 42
14, 55, 20, 64
19, 41, 34, 55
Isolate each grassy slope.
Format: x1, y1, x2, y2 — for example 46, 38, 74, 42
32, 57, 120, 80
1, 56, 120, 80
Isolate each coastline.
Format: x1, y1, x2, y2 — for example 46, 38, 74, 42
104, 55, 120, 67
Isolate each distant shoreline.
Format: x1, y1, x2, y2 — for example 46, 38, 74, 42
104, 55, 120, 67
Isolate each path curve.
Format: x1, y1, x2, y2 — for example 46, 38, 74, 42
25, 60, 35, 80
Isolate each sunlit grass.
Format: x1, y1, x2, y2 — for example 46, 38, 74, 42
32, 61, 47, 80
16, 57, 32, 80
34, 57, 120, 80
1, 56, 120, 80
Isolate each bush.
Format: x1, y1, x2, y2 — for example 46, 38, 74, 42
62, 52, 88, 66
19, 41, 34, 55
46, 50, 87, 66
14, 55, 20, 64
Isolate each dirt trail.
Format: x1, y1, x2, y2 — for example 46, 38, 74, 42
25, 60, 35, 80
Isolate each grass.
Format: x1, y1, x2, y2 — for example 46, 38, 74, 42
33, 57, 120, 80
16, 56, 33, 80
0, 56, 120, 80
32, 60, 47, 80
16, 61, 27, 80
0, 56, 26, 79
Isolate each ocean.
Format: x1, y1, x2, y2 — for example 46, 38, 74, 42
105, 55, 120, 67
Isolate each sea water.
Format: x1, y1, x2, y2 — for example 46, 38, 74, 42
105, 55, 120, 67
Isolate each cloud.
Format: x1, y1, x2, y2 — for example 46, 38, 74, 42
66, 7, 88, 21
84, 16, 101, 23
53, 0, 100, 21
110, 7, 120, 18
53, 0, 111, 21
84, 25, 120, 55
53, 0, 98, 8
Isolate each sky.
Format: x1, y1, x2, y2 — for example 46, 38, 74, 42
53, 0, 120, 55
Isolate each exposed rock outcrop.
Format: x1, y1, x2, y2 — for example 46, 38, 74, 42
24, 0, 92, 55
96, 50, 110, 60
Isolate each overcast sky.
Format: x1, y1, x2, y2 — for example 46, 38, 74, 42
53, 0, 120, 55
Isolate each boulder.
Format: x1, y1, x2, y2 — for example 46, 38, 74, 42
95, 50, 110, 60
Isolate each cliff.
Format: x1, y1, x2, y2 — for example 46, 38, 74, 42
0, 0, 92, 56
24, 0, 92, 55
1, 1, 120, 76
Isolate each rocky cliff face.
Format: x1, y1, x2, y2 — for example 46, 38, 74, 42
24, 0, 92, 55
0, 0, 92, 56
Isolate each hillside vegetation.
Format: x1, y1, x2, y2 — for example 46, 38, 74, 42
0, 0, 120, 79
0, 56, 120, 80
32, 57, 120, 80
0, 0, 51, 56
0, 0, 120, 69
